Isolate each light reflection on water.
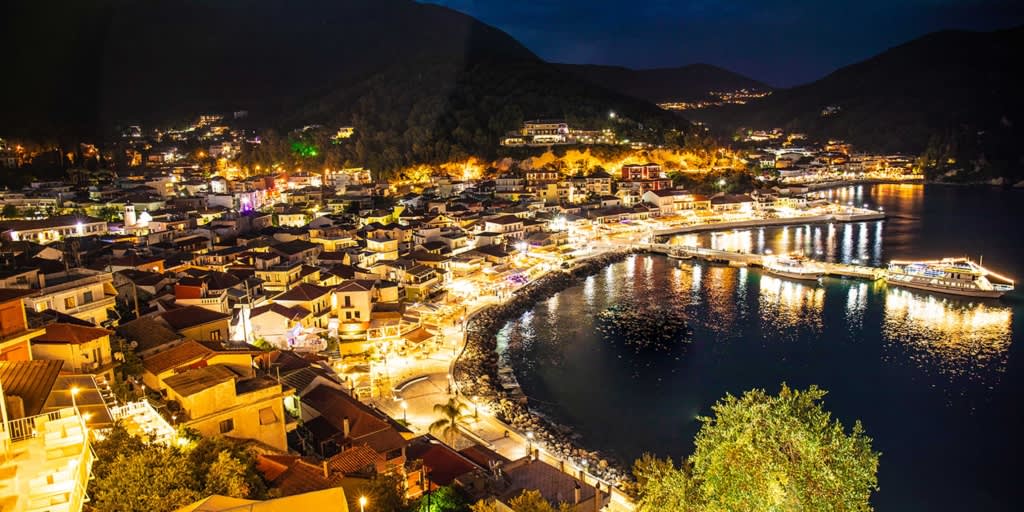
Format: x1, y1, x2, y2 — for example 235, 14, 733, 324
757, 275, 825, 337
882, 288, 1012, 379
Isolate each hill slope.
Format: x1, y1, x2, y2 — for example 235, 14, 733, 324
555, 63, 770, 103
691, 27, 1024, 178
0, 0, 684, 165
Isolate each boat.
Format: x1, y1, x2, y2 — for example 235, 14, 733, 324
886, 258, 1015, 299
668, 250, 693, 261
763, 254, 824, 281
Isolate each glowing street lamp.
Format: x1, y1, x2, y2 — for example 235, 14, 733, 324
359, 496, 367, 512
70, 386, 80, 412
527, 431, 535, 458
400, 400, 408, 422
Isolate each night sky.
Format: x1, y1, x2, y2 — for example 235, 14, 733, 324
424, 0, 1024, 87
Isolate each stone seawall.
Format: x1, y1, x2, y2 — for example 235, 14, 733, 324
453, 249, 636, 482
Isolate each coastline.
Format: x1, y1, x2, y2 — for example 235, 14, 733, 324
452, 249, 638, 484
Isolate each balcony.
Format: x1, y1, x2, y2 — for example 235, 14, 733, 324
0, 408, 93, 512
61, 295, 116, 317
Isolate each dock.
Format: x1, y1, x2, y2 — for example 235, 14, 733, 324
642, 244, 887, 281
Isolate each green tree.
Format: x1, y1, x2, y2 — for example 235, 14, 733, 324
90, 426, 268, 512
428, 398, 468, 444
1, 204, 18, 218
357, 473, 407, 512
415, 485, 468, 512
634, 385, 880, 512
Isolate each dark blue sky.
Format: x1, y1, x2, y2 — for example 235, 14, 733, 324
424, 0, 1024, 87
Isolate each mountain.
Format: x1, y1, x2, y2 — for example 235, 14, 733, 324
554, 63, 770, 103
0, 0, 684, 172
690, 27, 1024, 179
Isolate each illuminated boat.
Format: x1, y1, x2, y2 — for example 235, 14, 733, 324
886, 258, 1015, 299
763, 254, 824, 281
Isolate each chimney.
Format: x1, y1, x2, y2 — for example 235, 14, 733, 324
343, 416, 350, 437
574, 482, 581, 505
322, 460, 329, 479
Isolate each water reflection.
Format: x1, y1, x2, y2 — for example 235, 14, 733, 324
758, 275, 825, 337
883, 288, 1012, 379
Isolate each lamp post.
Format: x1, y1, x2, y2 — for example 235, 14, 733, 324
527, 431, 534, 459
70, 386, 80, 412
359, 496, 367, 512
400, 400, 408, 423
472, 396, 479, 419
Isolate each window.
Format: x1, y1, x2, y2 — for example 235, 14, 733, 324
219, 419, 234, 433
210, 330, 222, 341
345, 311, 351, 320
343, 295, 352, 308
64, 297, 76, 309
258, 407, 278, 425
354, 311, 360, 319
83, 290, 94, 303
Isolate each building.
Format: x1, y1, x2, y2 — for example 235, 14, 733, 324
521, 120, 569, 144
29, 323, 115, 381
21, 269, 117, 326
175, 488, 347, 512
156, 306, 231, 342
0, 215, 108, 244
0, 361, 94, 512
163, 364, 291, 451
0, 289, 44, 361
620, 163, 664, 181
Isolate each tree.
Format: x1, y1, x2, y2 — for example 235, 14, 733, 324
357, 473, 407, 512
414, 485, 468, 512
89, 425, 268, 512
1, 204, 18, 218
634, 385, 880, 512
428, 398, 468, 444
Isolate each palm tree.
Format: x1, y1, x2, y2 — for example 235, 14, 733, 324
429, 398, 468, 445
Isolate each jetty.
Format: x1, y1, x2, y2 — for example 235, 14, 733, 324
642, 244, 887, 281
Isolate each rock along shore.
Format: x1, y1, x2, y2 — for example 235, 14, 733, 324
453, 248, 638, 484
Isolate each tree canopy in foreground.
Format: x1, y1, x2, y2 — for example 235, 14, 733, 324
635, 384, 880, 512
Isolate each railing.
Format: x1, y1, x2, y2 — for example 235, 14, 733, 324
4, 409, 70, 442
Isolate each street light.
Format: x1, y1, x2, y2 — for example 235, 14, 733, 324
70, 386, 80, 411
527, 431, 535, 458
400, 400, 408, 422
359, 496, 367, 512
472, 396, 479, 419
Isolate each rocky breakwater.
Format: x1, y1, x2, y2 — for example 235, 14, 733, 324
453, 250, 635, 484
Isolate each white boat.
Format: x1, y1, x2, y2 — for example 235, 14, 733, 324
763, 254, 824, 281
886, 258, 1015, 299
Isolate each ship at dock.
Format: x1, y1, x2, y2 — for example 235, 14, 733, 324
763, 254, 825, 281
886, 258, 1014, 299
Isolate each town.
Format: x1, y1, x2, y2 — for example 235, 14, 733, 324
0, 112, 919, 511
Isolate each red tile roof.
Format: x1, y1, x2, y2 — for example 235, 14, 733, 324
141, 339, 213, 375
32, 323, 112, 345
158, 305, 230, 331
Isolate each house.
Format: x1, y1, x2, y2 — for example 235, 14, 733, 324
710, 194, 755, 214
483, 215, 524, 240
0, 288, 45, 361
271, 240, 322, 265
21, 268, 117, 326
272, 283, 333, 330
488, 458, 608, 512
299, 384, 408, 471
620, 162, 663, 181
157, 305, 231, 342
243, 303, 312, 349
175, 488, 348, 512
0, 214, 108, 243
334, 280, 373, 334
0, 361, 93, 512
140, 339, 257, 391
163, 364, 291, 451
29, 323, 115, 381
642, 190, 711, 216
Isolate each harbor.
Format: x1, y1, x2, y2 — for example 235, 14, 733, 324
642, 243, 888, 281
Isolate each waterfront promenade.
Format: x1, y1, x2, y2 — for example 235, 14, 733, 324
362, 206, 889, 511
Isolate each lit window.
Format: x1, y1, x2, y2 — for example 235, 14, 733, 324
64, 297, 76, 309
219, 419, 234, 433
210, 330, 222, 341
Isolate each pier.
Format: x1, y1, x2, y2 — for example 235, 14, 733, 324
641, 244, 887, 281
